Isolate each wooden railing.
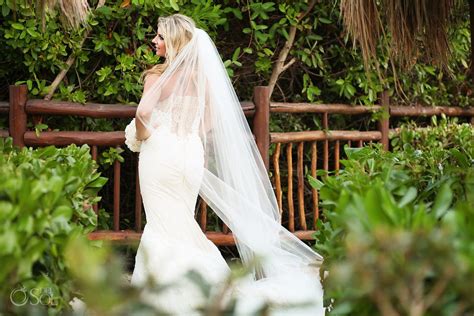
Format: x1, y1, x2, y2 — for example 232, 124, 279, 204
1, 85, 473, 245
267, 94, 474, 233
1, 85, 264, 245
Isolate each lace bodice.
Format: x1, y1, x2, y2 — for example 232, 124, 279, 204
150, 95, 201, 134
125, 95, 202, 152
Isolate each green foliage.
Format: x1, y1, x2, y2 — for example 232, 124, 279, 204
3, 231, 277, 315
0, 138, 107, 313
314, 117, 473, 216
62, 237, 272, 315
390, 116, 474, 203
324, 195, 474, 315
99, 146, 124, 168
310, 120, 474, 315
1, 0, 228, 105
1, 0, 472, 109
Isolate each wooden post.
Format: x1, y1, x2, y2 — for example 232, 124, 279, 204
135, 162, 142, 233
471, 0, 474, 125
322, 112, 329, 171
9, 85, 28, 148
253, 86, 270, 170
91, 145, 99, 214
470, 0, 474, 82
378, 90, 390, 150
113, 153, 121, 231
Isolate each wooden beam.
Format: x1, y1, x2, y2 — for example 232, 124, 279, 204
135, 162, 142, 233
378, 90, 390, 150
253, 86, 271, 169
113, 156, 121, 231
87, 230, 316, 245
470, 0, 474, 81
9, 85, 28, 148
240, 101, 256, 116
88, 230, 141, 242
0, 102, 9, 114
24, 131, 125, 146
26, 99, 256, 118
390, 105, 474, 117
27, 100, 137, 118
287, 143, 295, 232
271, 102, 474, 117
271, 131, 382, 143
271, 102, 381, 114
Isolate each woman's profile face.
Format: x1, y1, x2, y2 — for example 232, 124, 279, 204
152, 31, 166, 57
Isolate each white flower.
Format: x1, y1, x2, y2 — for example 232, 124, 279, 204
124, 118, 142, 152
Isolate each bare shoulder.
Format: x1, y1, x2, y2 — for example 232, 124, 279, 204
143, 74, 161, 93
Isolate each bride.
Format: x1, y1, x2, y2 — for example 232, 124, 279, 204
125, 14, 324, 315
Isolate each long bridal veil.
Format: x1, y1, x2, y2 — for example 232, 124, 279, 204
135, 27, 324, 313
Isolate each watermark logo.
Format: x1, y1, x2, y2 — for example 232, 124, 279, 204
10, 286, 58, 307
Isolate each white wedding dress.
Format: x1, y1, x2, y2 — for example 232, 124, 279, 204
125, 96, 324, 315
127, 96, 231, 314
125, 27, 324, 315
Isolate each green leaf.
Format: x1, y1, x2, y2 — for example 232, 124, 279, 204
308, 175, 324, 189
112, 32, 121, 43
86, 176, 108, 189
263, 48, 273, 56
449, 148, 469, 168
0, 230, 17, 254
232, 47, 241, 61
53, 205, 73, 222
432, 183, 453, 218
169, 0, 179, 11
26, 28, 40, 38
398, 187, 417, 207
318, 17, 332, 24
11, 23, 24, 30
2, 4, 10, 16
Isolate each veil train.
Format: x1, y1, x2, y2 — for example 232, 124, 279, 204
134, 27, 325, 314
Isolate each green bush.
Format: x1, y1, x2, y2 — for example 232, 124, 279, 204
391, 116, 474, 203
1, 0, 472, 108
310, 119, 474, 315
320, 186, 474, 315
0, 138, 107, 313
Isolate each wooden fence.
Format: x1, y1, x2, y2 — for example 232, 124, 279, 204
1, 85, 473, 245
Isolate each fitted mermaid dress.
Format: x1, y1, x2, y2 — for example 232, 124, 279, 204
125, 95, 324, 315
126, 96, 230, 314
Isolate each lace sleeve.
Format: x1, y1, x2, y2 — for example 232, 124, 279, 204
124, 118, 142, 152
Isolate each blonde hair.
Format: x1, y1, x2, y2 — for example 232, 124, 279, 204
140, 14, 196, 83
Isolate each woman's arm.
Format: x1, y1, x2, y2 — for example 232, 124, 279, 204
135, 74, 161, 140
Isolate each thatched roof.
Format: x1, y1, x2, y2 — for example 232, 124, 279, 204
340, 0, 461, 71
37, 0, 91, 29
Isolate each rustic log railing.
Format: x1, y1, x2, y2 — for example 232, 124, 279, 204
267, 92, 474, 233
268, 91, 387, 232
1, 85, 473, 245
2, 85, 262, 245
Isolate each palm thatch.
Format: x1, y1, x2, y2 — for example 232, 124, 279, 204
340, 0, 460, 71
36, 0, 91, 30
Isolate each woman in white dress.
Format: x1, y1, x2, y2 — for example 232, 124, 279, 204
125, 14, 325, 315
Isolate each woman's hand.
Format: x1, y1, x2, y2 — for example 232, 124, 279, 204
135, 115, 151, 141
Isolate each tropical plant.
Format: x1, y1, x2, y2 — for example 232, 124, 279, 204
310, 120, 474, 315
0, 137, 107, 313
1, 0, 472, 109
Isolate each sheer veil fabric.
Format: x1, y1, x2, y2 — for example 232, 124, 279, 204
134, 27, 324, 314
